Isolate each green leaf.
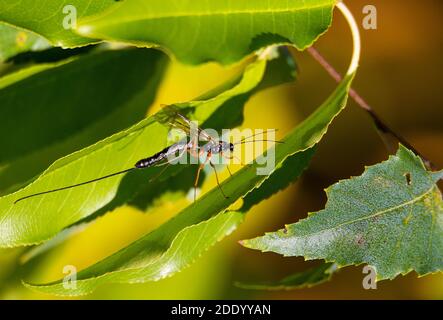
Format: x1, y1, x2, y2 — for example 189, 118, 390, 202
243, 145, 443, 281
0, 54, 279, 248
25, 211, 245, 296
235, 263, 337, 290
0, 0, 118, 47
5, 46, 97, 68
75, 0, 336, 64
0, 0, 336, 64
0, 48, 167, 194
24, 72, 355, 296
129, 47, 299, 212
0, 23, 50, 62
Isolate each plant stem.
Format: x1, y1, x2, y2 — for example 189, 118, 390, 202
336, 2, 361, 76
306, 46, 435, 170
303, 1, 435, 170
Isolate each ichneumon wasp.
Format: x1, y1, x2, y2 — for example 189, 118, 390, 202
14, 106, 281, 204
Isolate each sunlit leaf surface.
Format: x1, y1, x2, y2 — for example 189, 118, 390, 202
24, 73, 354, 296
0, 48, 167, 194
0, 54, 288, 248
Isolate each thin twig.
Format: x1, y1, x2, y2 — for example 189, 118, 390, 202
306, 46, 435, 170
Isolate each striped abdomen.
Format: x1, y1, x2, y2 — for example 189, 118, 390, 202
134, 143, 187, 169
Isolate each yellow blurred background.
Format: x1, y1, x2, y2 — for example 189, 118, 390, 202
1, 0, 442, 299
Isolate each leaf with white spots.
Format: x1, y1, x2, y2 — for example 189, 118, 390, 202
243, 145, 443, 280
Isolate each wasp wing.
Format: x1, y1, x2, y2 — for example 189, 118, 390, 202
154, 105, 212, 142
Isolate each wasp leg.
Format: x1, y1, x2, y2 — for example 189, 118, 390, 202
226, 165, 233, 177
209, 161, 229, 199
194, 163, 205, 202
149, 148, 187, 183
194, 152, 212, 202
220, 152, 233, 177
149, 163, 171, 183
222, 153, 246, 167
188, 139, 203, 163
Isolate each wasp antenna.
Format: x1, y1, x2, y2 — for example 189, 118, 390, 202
235, 139, 284, 146
237, 129, 279, 143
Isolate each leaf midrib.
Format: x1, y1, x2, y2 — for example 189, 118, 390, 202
288, 185, 439, 240
80, 3, 333, 25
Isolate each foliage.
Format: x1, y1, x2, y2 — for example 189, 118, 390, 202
0, 0, 336, 64
24, 67, 353, 296
235, 263, 338, 290
243, 146, 443, 280
0, 23, 49, 61
0, 48, 167, 195
0, 1, 440, 297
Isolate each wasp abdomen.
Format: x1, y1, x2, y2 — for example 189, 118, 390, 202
135, 148, 168, 168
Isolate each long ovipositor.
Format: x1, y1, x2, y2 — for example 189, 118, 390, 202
13, 111, 279, 204
14, 141, 190, 204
